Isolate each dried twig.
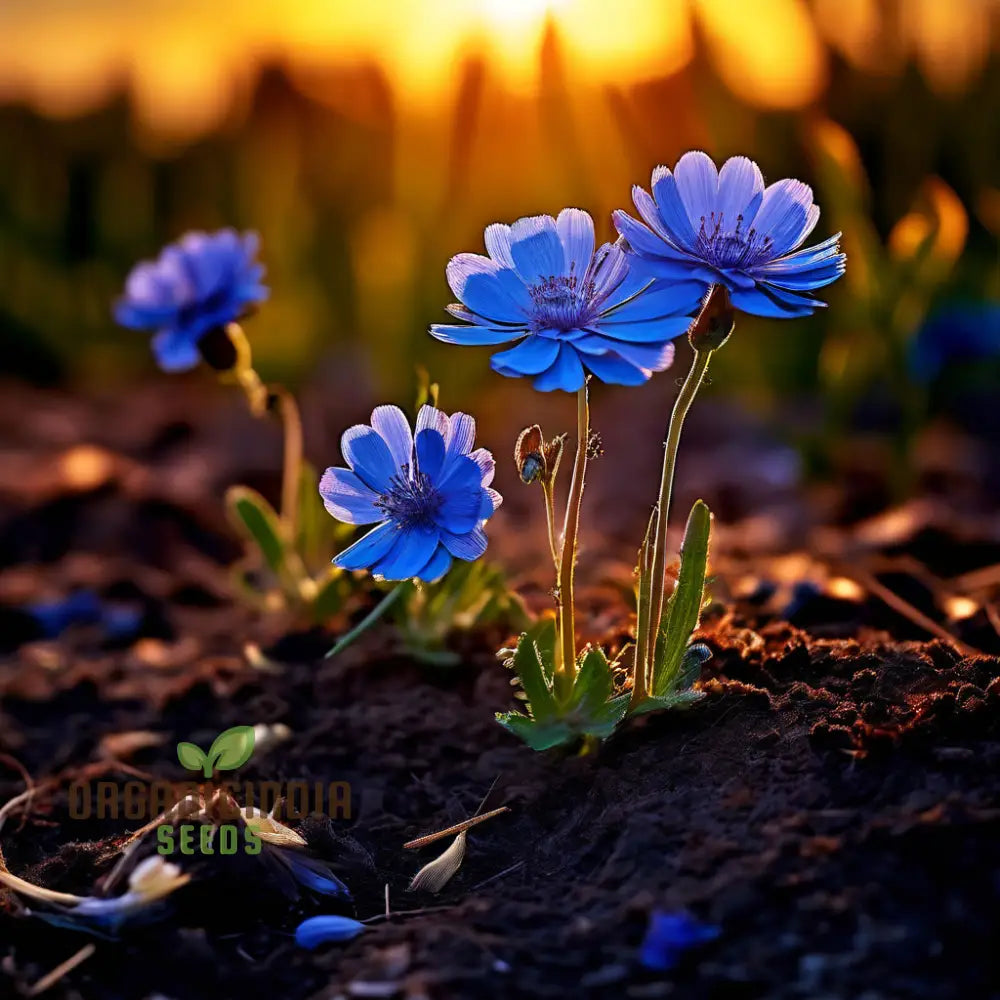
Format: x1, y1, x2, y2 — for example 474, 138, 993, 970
832, 563, 981, 657
402, 807, 509, 850
27, 944, 97, 997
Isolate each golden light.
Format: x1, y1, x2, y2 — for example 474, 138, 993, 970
479, 0, 569, 27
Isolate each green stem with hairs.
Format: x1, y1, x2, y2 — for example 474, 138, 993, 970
634, 348, 712, 706
555, 383, 590, 695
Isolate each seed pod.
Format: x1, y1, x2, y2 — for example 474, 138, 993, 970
689, 285, 735, 352
515, 425, 545, 484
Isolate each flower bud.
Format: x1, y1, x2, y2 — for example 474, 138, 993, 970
689, 285, 735, 352
515, 425, 545, 484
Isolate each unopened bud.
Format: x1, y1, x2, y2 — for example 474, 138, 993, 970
515, 425, 545, 484
689, 285, 735, 352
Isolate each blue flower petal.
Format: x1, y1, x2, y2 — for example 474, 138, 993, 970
601, 280, 703, 322
480, 487, 499, 518
372, 526, 439, 581
414, 544, 453, 582
370, 405, 413, 471
429, 323, 525, 346
295, 915, 365, 950
151, 330, 202, 372
728, 284, 819, 318
575, 335, 675, 371
592, 314, 694, 343
753, 179, 819, 256
415, 405, 450, 440
673, 151, 719, 231
436, 457, 487, 533
415, 428, 446, 480
650, 167, 700, 249
716, 156, 765, 229
761, 233, 843, 271
333, 521, 398, 571
639, 911, 720, 971
758, 260, 846, 291
532, 344, 586, 392
556, 208, 595, 277
469, 447, 496, 486
445, 254, 529, 324
341, 426, 399, 493
612, 210, 674, 259
490, 336, 561, 376
580, 351, 650, 385
445, 412, 476, 462
319, 468, 382, 525
484, 223, 516, 267
509, 215, 565, 283
441, 526, 488, 561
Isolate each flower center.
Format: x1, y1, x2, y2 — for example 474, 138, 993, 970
695, 213, 774, 269
375, 465, 442, 529
527, 274, 596, 333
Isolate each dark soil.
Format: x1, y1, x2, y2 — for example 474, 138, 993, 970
2, 379, 1000, 1000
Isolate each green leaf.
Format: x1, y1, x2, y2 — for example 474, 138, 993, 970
226, 485, 289, 580
629, 689, 706, 717
508, 619, 558, 722
580, 693, 631, 737
651, 499, 712, 698
572, 645, 614, 716
176, 742, 207, 773
207, 725, 256, 773
495, 712, 573, 751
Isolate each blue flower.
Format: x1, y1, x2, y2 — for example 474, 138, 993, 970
639, 911, 721, 971
114, 229, 268, 372
614, 153, 846, 318
320, 405, 501, 582
430, 209, 704, 392
295, 915, 365, 950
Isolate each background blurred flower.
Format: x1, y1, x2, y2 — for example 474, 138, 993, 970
321, 405, 501, 582
431, 209, 704, 391
908, 303, 1000, 383
114, 229, 268, 372
614, 153, 845, 318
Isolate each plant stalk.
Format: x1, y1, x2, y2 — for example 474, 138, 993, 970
271, 386, 304, 540
640, 348, 712, 692
556, 383, 590, 692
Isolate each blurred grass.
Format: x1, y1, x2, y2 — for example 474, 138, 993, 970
0, 5, 997, 483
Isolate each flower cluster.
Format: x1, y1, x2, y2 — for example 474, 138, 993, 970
114, 150, 844, 744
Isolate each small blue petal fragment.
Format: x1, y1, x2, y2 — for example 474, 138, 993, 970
295, 915, 365, 950
639, 911, 720, 971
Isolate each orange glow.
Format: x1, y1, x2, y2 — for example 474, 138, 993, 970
693, 0, 827, 109
0, 0, 994, 141
889, 178, 968, 267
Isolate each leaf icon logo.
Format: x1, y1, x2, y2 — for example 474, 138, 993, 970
177, 726, 256, 778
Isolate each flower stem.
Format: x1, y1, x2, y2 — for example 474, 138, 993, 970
224, 323, 304, 541
270, 386, 304, 541
325, 581, 412, 658
637, 347, 712, 701
542, 481, 560, 570
556, 383, 590, 693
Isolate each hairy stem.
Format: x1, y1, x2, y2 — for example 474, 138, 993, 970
556, 383, 590, 693
639, 348, 712, 696
542, 481, 560, 570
